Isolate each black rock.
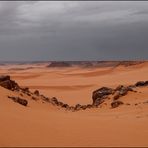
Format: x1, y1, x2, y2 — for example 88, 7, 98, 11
135, 81, 148, 87
92, 87, 113, 104
80, 105, 87, 110
74, 104, 82, 111
113, 91, 120, 100
61, 104, 69, 108
111, 101, 124, 108
34, 90, 40, 96
0, 75, 10, 82
8, 96, 28, 106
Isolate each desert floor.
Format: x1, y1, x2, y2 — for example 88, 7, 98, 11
0, 62, 148, 147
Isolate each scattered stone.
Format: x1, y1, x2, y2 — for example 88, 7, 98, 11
43, 97, 50, 102
74, 104, 82, 111
0, 75, 10, 82
69, 106, 75, 111
80, 105, 87, 110
32, 96, 37, 100
0, 79, 19, 90
50, 97, 58, 105
8, 96, 28, 106
92, 87, 113, 104
93, 97, 105, 107
57, 101, 64, 106
27, 93, 31, 96
135, 81, 148, 87
34, 90, 40, 96
61, 103, 69, 108
86, 104, 93, 109
111, 101, 124, 108
116, 85, 128, 96
113, 91, 120, 100
21, 87, 29, 93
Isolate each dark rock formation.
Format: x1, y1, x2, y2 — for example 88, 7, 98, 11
113, 85, 135, 101
8, 96, 28, 106
92, 87, 113, 106
21, 87, 30, 93
86, 104, 93, 109
111, 101, 124, 108
0, 75, 10, 82
135, 81, 148, 87
32, 96, 37, 101
74, 104, 82, 111
80, 105, 87, 110
113, 91, 120, 100
0, 76, 19, 91
34, 90, 40, 96
50, 97, 58, 105
69, 106, 75, 111
61, 103, 69, 108
115, 85, 134, 95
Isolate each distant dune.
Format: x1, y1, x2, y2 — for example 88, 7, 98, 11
46, 61, 146, 68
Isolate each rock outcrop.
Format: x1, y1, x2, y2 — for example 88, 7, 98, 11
135, 81, 148, 87
113, 85, 134, 100
0, 75, 19, 90
8, 96, 28, 106
34, 90, 40, 96
1, 75, 147, 111
111, 101, 124, 108
92, 87, 113, 106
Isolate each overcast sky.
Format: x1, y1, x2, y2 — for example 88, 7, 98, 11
0, 1, 148, 61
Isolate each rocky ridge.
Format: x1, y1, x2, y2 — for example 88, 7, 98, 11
0, 75, 148, 110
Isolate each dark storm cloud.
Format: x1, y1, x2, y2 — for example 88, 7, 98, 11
0, 1, 148, 61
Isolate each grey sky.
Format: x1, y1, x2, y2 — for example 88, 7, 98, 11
0, 1, 148, 61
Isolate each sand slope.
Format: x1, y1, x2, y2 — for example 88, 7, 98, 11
0, 62, 148, 147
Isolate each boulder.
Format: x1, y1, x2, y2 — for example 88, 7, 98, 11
43, 97, 50, 102
8, 96, 28, 106
115, 85, 132, 96
34, 90, 40, 96
74, 104, 82, 111
135, 81, 148, 87
0, 75, 10, 82
0, 79, 19, 90
57, 101, 64, 106
92, 87, 113, 104
61, 103, 69, 108
113, 91, 120, 100
69, 106, 75, 111
86, 104, 93, 109
111, 101, 124, 108
80, 105, 87, 110
32, 96, 37, 100
0, 75, 20, 90
17, 98, 28, 106
21, 87, 29, 92
93, 97, 106, 106
50, 97, 58, 105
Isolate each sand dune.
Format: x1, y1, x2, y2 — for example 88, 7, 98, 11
0, 61, 148, 147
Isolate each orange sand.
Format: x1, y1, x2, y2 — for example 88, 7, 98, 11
0, 62, 148, 147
